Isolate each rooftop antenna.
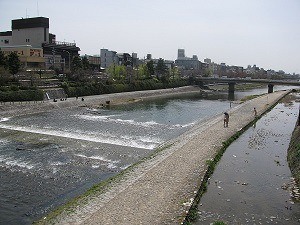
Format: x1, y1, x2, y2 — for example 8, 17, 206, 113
37, 1, 40, 16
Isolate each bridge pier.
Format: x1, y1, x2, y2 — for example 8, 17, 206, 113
228, 82, 235, 94
268, 84, 274, 93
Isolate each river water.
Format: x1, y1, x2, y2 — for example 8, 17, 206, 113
0, 86, 298, 224
194, 93, 300, 224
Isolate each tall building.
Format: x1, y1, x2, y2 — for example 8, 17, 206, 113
175, 49, 200, 70
177, 49, 185, 59
11, 17, 49, 47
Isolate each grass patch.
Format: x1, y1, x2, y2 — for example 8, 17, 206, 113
287, 124, 300, 191
240, 94, 261, 103
213, 221, 227, 225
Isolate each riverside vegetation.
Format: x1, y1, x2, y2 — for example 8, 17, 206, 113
0, 52, 191, 102
287, 115, 300, 197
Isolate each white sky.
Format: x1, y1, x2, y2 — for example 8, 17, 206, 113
1, 0, 299, 74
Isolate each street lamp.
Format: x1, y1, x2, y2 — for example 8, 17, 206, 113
63, 50, 71, 71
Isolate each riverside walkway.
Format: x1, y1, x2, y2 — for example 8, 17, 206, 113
43, 90, 290, 225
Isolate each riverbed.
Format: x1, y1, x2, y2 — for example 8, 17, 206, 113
0, 86, 298, 224
194, 93, 300, 224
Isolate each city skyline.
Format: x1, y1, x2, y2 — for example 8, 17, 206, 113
0, 0, 299, 74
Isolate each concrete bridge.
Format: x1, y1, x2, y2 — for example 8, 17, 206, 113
196, 77, 300, 94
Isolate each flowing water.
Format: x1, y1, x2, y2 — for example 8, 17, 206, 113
194, 93, 300, 224
0, 86, 298, 224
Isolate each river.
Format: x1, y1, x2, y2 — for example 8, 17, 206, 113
0, 86, 298, 224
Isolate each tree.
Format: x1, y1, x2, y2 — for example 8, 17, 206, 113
82, 56, 90, 70
155, 58, 168, 77
7, 52, 21, 76
71, 56, 82, 73
203, 68, 212, 77
107, 64, 126, 81
137, 64, 150, 80
156, 58, 169, 83
0, 51, 7, 69
146, 60, 155, 76
170, 66, 180, 81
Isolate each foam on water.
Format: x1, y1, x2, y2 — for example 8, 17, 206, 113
76, 114, 163, 128
79, 113, 195, 129
74, 153, 119, 164
172, 122, 195, 128
0, 117, 10, 122
0, 155, 35, 170
121, 135, 161, 144
50, 161, 66, 166
74, 153, 119, 169
0, 124, 159, 150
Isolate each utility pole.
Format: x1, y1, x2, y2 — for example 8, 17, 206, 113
63, 50, 71, 71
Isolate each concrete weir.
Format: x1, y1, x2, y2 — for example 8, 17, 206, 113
40, 90, 290, 225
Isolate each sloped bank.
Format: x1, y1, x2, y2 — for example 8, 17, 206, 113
287, 120, 300, 191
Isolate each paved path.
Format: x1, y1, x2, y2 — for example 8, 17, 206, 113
43, 90, 289, 225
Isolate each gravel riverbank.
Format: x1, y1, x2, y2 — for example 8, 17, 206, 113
33, 90, 290, 225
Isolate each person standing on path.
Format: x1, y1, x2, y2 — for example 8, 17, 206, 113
254, 107, 258, 117
224, 112, 229, 127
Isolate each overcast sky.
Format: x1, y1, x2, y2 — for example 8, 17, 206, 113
1, 0, 299, 74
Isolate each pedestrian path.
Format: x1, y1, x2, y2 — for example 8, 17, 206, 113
42, 91, 289, 225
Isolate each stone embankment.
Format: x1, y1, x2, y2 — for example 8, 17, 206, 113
34, 90, 290, 225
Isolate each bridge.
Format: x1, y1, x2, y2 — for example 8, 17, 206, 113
196, 77, 300, 94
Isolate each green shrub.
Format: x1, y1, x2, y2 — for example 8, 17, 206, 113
0, 89, 44, 102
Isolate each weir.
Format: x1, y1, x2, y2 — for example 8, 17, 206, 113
44, 88, 66, 100
41, 90, 291, 225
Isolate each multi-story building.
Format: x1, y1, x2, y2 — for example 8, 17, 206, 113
0, 17, 80, 70
100, 49, 141, 69
0, 31, 13, 46
177, 49, 185, 59
100, 49, 118, 68
204, 58, 211, 64
0, 45, 45, 68
81, 54, 101, 70
175, 49, 201, 70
